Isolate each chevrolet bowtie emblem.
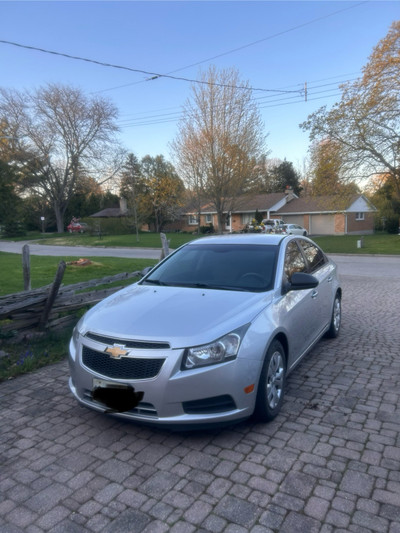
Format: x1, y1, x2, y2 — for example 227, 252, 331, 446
105, 345, 129, 359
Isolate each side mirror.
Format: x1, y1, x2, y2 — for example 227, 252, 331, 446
290, 272, 319, 290
283, 272, 319, 293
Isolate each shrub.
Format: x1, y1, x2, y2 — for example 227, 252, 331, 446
385, 216, 400, 234
200, 224, 214, 234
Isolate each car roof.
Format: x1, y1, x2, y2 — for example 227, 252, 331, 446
187, 233, 287, 247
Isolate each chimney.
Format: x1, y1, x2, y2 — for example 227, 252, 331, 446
285, 186, 294, 202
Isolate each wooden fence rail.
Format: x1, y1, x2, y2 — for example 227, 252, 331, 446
0, 266, 143, 335
0, 233, 169, 337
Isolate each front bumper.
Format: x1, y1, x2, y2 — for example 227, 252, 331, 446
68, 333, 260, 427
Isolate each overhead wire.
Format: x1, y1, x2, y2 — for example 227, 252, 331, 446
116, 74, 358, 128
0, 39, 301, 95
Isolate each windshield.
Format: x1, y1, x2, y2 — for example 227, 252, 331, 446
141, 244, 277, 292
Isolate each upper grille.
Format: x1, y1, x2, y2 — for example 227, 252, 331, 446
82, 346, 165, 380
85, 332, 170, 350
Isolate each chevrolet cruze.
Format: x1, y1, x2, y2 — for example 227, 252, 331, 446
68, 234, 341, 427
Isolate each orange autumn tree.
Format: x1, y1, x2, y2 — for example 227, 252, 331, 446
301, 21, 400, 201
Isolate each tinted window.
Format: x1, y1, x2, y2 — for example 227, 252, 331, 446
284, 240, 307, 280
299, 240, 326, 272
142, 244, 278, 292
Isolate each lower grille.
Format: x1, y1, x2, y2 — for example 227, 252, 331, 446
82, 346, 165, 380
183, 395, 236, 414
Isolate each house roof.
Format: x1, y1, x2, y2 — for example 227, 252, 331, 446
232, 193, 290, 213
276, 194, 376, 215
186, 192, 293, 214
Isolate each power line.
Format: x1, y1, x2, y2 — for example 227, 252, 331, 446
116, 74, 356, 128
0, 39, 301, 95
116, 72, 360, 126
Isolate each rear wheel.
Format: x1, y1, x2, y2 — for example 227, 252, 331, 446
254, 340, 286, 422
326, 293, 341, 338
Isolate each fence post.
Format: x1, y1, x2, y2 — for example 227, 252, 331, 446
22, 244, 31, 291
160, 233, 170, 261
39, 260, 66, 330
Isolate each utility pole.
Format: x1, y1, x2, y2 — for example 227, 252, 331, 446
304, 82, 308, 102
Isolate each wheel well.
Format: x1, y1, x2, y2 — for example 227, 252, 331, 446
272, 333, 288, 366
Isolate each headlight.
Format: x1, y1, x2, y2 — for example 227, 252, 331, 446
71, 319, 84, 350
181, 326, 248, 370
72, 325, 80, 347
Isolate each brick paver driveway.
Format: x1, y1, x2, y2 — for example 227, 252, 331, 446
1, 269, 399, 532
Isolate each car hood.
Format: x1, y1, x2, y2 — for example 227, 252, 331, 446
78, 283, 273, 348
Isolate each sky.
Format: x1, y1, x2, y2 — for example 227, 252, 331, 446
1, 0, 399, 171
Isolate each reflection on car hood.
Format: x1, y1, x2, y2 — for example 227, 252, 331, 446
79, 283, 273, 348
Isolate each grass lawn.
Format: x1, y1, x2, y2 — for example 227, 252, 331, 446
0, 254, 157, 296
6, 230, 198, 249
313, 233, 400, 255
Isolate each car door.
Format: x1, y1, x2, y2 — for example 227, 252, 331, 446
279, 240, 320, 369
298, 239, 333, 336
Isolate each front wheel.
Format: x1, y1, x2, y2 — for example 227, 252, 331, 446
325, 293, 341, 338
254, 340, 286, 422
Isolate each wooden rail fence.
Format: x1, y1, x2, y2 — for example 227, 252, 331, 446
0, 233, 170, 337
0, 263, 143, 335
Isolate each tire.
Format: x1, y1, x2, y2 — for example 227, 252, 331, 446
254, 339, 286, 422
325, 293, 341, 338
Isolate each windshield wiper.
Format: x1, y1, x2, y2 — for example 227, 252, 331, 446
142, 278, 167, 286
177, 282, 249, 291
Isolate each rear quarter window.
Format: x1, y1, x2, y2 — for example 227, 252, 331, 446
299, 240, 327, 273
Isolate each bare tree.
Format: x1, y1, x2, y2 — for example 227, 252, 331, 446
172, 66, 268, 232
0, 84, 121, 232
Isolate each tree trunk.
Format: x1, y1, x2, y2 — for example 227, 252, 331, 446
54, 203, 65, 233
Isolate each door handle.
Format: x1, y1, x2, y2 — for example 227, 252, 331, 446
311, 290, 318, 299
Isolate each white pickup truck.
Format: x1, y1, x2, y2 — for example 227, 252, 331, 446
262, 219, 285, 233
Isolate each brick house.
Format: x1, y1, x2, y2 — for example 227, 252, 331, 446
275, 195, 376, 235
174, 191, 296, 233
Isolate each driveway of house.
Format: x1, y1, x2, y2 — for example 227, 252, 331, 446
0, 253, 399, 532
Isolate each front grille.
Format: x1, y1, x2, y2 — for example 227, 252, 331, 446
85, 332, 170, 350
82, 346, 165, 380
183, 395, 236, 414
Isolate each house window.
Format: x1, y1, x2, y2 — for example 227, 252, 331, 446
242, 213, 255, 225
355, 212, 365, 221
188, 215, 199, 225
205, 214, 212, 224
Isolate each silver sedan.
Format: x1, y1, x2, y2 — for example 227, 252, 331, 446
68, 234, 341, 428
282, 223, 308, 236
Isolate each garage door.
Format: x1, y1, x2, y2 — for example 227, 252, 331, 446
310, 215, 335, 235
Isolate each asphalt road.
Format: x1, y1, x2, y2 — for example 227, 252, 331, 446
1, 240, 399, 278
0, 240, 163, 260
